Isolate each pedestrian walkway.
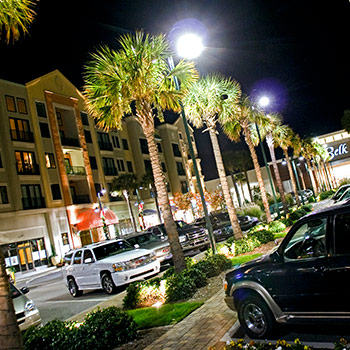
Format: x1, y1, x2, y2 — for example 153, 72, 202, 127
144, 289, 237, 350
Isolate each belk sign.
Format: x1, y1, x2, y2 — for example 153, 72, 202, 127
326, 143, 349, 161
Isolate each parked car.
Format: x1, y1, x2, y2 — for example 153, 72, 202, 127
194, 212, 259, 242
11, 282, 42, 331
298, 189, 313, 198
125, 231, 172, 265
63, 239, 160, 297
332, 184, 350, 202
145, 220, 209, 254
224, 203, 350, 339
333, 187, 350, 204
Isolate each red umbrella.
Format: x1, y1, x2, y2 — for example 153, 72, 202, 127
76, 208, 119, 231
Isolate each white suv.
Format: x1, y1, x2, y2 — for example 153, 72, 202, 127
63, 239, 160, 297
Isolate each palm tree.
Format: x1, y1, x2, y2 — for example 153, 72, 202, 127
1, 2, 37, 349
183, 74, 243, 240
261, 113, 289, 215
111, 174, 139, 233
140, 171, 162, 224
83, 32, 198, 272
273, 125, 301, 206
0, 0, 36, 44
301, 138, 319, 194
223, 96, 272, 223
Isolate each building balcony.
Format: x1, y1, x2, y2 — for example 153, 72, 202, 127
98, 141, 113, 151
66, 165, 86, 176
17, 163, 40, 175
10, 129, 34, 142
72, 195, 91, 204
22, 197, 46, 210
61, 136, 80, 147
103, 167, 118, 176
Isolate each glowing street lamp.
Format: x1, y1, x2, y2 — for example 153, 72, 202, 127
168, 32, 216, 253
259, 96, 270, 108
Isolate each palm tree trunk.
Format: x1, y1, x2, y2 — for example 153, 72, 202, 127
266, 134, 289, 215
282, 148, 301, 206
209, 129, 243, 239
231, 175, 242, 207
142, 120, 186, 272
240, 181, 246, 202
243, 125, 272, 222
123, 190, 138, 233
305, 158, 317, 195
244, 170, 253, 202
0, 250, 24, 350
152, 184, 162, 224
297, 167, 306, 190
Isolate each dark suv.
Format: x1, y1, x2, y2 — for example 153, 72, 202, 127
224, 204, 350, 339
145, 220, 209, 254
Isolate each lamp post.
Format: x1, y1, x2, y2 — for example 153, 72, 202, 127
168, 33, 216, 253
97, 189, 110, 240
257, 97, 280, 218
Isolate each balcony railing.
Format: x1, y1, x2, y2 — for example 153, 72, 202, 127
66, 165, 86, 175
61, 137, 80, 147
103, 166, 117, 176
72, 195, 90, 204
22, 197, 46, 210
17, 163, 40, 175
10, 129, 34, 142
98, 141, 113, 151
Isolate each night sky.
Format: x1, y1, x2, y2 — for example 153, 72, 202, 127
1, 0, 349, 180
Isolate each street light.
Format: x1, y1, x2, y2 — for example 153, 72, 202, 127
168, 32, 216, 253
257, 97, 280, 218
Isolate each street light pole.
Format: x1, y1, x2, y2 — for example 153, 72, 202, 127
97, 191, 110, 240
168, 56, 216, 253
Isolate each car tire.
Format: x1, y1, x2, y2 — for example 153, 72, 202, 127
68, 278, 82, 297
237, 293, 275, 339
101, 273, 117, 294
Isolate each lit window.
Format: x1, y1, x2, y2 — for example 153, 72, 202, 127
45, 153, 56, 169
17, 98, 27, 114
5, 95, 16, 112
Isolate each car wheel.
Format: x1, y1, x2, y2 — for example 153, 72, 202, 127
237, 294, 275, 339
68, 278, 82, 297
101, 273, 117, 294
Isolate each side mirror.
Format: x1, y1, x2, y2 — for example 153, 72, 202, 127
20, 286, 29, 295
134, 244, 140, 249
84, 258, 93, 264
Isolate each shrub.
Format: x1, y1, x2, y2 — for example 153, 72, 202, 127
285, 193, 295, 205
281, 217, 294, 227
238, 204, 264, 220
78, 307, 137, 350
233, 236, 260, 255
338, 178, 350, 186
205, 253, 232, 271
194, 259, 221, 278
308, 195, 316, 203
300, 204, 312, 212
182, 266, 208, 288
268, 220, 286, 233
123, 282, 141, 309
319, 190, 335, 200
166, 273, 197, 302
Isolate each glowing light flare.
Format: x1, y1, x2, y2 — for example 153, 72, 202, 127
259, 96, 270, 107
176, 33, 204, 59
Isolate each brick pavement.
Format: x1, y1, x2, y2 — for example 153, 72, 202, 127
144, 289, 237, 350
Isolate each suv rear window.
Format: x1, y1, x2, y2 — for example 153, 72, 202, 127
64, 252, 73, 265
93, 240, 133, 260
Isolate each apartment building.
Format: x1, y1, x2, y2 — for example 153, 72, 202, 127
0, 70, 203, 273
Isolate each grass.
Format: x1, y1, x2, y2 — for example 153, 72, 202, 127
230, 253, 262, 266
127, 301, 204, 329
274, 232, 287, 239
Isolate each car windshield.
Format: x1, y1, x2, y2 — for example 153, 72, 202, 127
128, 233, 161, 246
93, 240, 133, 260
215, 213, 229, 222
10, 283, 21, 299
176, 221, 189, 229
334, 186, 350, 200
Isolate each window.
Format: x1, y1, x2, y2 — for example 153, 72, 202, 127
112, 136, 120, 148
97, 132, 112, 150
122, 138, 129, 150
83, 249, 94, 263
35, 102, 47, 118
61, 232, 69, 246
17, 98, 27, 114
161, 162, 167, 172
45, 153, 56, 168
144, 160, 152, 172
102, 157, 117, 175
0, 186, 9, 204
39, 122, 50, 138
56, 111, 63, 126
80, 112, 89, 126
140, 139, 149, 154
95, 183, 102, 195
50, 184, 62, 200
21, 184, 45, 209
9, 118, 33, 142
178, 132, 183, 140
334, 213, 350, 255
127, 161, 133, 173
15, 151, 39, 175
172, 143, 181, 157
176, 161, 186, 176
284, 218, 327, 260
157, 143, 162, 153
0, 153, 3, 168
5, 95, 16, 112
116, 159, 125, 172
73, 251, 82, 264
89, 156, 97, 169
181, 181, 188, 194
84, 130, 92, 143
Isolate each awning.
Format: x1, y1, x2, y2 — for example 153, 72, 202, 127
76, 208, 119, 231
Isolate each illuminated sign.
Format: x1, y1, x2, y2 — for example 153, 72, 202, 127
326, 143, 348, 161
